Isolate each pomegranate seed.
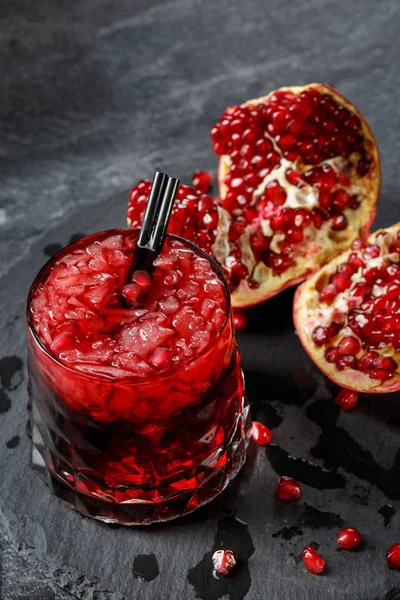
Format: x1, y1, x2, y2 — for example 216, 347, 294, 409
363, 244, 380, 260
336, 355, 358, 370
300, 88, 321, 109
358, 351, 379, 371
50, 331, 75, 356
370, 368, 393, 382
326, 347, 339, 363
122, 283, 143, 304
352, 238, 364, 250
131, 270, 151, 290
191, 170, 213, 193
312, 326, 328, 346
331, 273, 352, 292
386, 543, 400, 569
336, 389, 359, 410
150, 347, 172, 368
302, 546, 325, 575
331, 190, 350, 210
251, 421, 272, 445
234, 311, 248, 331
320, 284, 337, 303
337, 336, 361, 356
336, 527, 362, 549
348, 253, 365, 270
212, 549, 238, 576
337, 263, 355, 278
331, 214, 348, 231
352, 283, 371, 298
270, 212, 287, 231
373, 356, 397, 370
276, 476, 301, 500
266, 182, 287, 206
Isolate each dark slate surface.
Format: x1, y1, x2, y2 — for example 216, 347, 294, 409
1, 0, 400, 598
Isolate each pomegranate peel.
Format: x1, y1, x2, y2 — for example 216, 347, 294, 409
214, 83, 380, 309
294, 223, 400, 393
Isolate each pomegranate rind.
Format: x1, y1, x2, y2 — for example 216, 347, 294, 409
218, 83, 380, 309
293, 223, 400, 394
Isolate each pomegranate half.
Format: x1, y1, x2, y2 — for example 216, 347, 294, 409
212, 83, 380, 308
294, 223, 400, 393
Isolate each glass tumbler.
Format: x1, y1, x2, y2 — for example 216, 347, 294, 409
27, 231, 250, 525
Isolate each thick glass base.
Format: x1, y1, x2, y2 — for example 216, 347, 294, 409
31, 402, 250, 525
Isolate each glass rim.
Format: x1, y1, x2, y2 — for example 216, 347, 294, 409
26, 229, 232, 383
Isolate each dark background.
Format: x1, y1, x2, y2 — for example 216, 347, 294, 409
1, 1, 400, 599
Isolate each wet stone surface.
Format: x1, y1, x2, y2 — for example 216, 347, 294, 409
1, 0, 400, 598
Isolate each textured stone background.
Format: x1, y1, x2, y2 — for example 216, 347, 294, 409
1, 0, 400, 599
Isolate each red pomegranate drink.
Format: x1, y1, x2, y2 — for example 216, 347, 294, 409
27, 230, 249, 524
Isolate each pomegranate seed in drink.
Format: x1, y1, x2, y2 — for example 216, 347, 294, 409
251, 421, 272, 445
336, 527, 362, 549
234, 311, 248, 331
191, 170, 213, 193
27, 230, 248, 525
336, 389, 359, 410
386, 543, 400, 569
302, 546, 325, 574
276, 476, 301, 500
212, 549, 238, 576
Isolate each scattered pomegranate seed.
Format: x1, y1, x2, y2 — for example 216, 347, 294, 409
336, 527, 362, 549
386, 543, 400, 569
276, 476, 301, 500
336, 388, 359, 410
234, 311, 248, 331
251, 421, 272, 445
302, 546, 325, 574
192, 170, 213, 193
212, 549, 238, 576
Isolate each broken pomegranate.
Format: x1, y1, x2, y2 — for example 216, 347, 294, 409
386, 543, 400, 569
127, 181, 225, 259
212, 83, 380, 308
276, 476, 301, 500
336, 527, 362, 549
302, 546, 325, 574
294, 223, 400, 393
212, 549, 238, 576
251, 421, 272, 445
127, 85, 379, 311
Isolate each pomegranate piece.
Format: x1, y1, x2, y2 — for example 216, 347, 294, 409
212, 549, 238, 576
127, 181, 221, 258
302, 546, 325, 574
386, 543, 400, 569
251, 421, 272, 445
294, 223, 400, 393
234, 311, 248, 331
276, 476, 301, 500
336, 527, 362, 549
336, 389, 359, 411
127, 84, 379, 311
213, 83, 380, 309
192, 170, 213, 193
